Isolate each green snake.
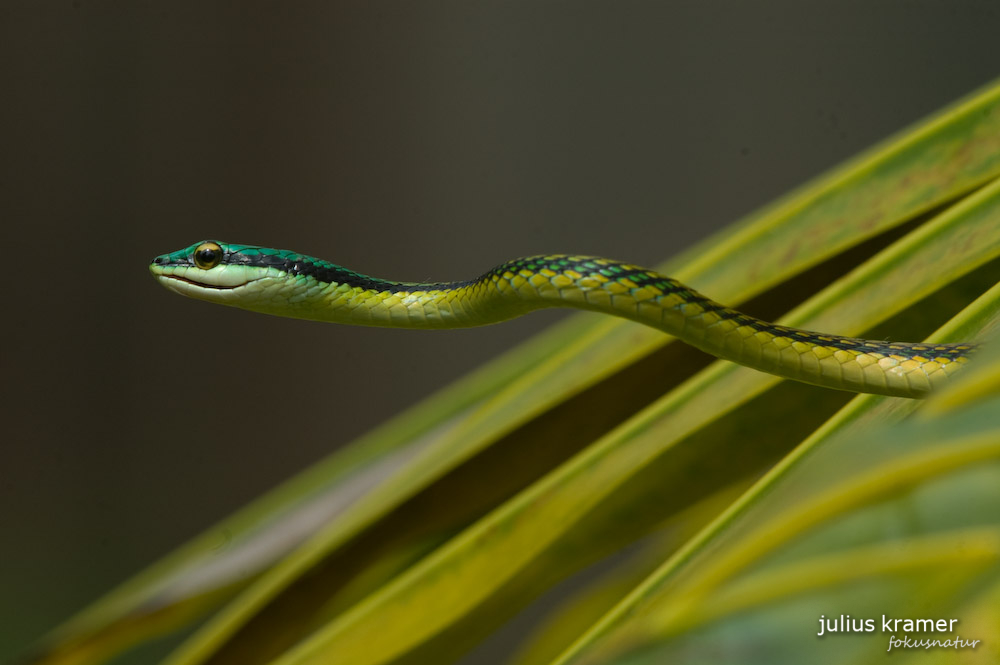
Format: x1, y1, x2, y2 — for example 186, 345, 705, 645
150, 240, 975, 398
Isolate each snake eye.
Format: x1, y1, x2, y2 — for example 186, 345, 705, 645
193, 242, 223, 270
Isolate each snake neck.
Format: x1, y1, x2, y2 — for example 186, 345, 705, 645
279, 255, 696, 329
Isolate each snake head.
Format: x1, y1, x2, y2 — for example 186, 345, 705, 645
150, 240, 356, 323
149, 240, 275, 304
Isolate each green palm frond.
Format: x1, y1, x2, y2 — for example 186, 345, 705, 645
27, 80, 1000, 665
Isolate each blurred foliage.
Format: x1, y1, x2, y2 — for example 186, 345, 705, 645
25, 81, 1000, 665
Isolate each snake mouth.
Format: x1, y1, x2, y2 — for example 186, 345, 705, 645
159, 274, 258, 291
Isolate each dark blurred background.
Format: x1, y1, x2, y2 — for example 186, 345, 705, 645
2, 1, 998, 661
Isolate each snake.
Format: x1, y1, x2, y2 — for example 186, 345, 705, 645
150, 240, 976, 398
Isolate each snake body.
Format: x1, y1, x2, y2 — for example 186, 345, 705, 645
150, 241, 975, 398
